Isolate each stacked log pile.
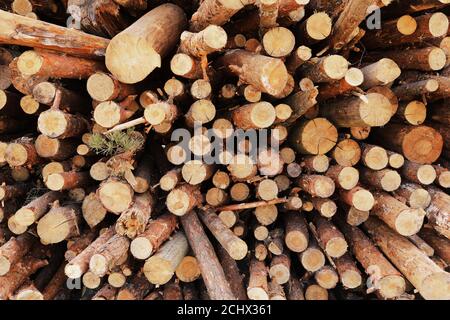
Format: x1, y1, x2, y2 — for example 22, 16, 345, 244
0, 0, 449, 301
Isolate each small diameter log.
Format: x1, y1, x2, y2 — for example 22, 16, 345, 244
38, 109, 89, 139
297, 174, 335, 198
65, 227, 115, 279
37, 203, 81, 244
166, 184, 202, 216
255, 204, 278, 226
331, 138, 361, 167
216, 245, 247, 300
65, 229, 98, 262
215, 49, 288, 96
337, 220, 406, 299
34, 135, 76, 161
181, 211, 236, 299
396, 101, 426, 126
377, 47, 447, 72
180, 25, 227, 58
115, 191, 154, 239
297, 11, 332, 45
373, 124, 443, 164
189, 0, 246, 32
0, 183, 28, 202
45, 171, 91, 191
320, 92, 394, 128
364, 217, 450, 300
143, 231, 188, 285
94, 100, 137, 129
285, 45, 312, 74
175, 256, 201, 283
312, 198, 337, 218
89, 234, 130, 277
312, 215, 348, 258
14, 191, 62, 227
305, 284, 328, 300
170, 53, 203, 79
425, 186, 450, 239
227, 154, 257, 182
32, 81, 89, 113
434, 165, 450, 189
419, 228, 450, 265
87, 72, 136, 102
92, 284, 117, 300
289, 118, 338, 155
116, 271, 152, 300
317, 68, 364, 101
286, 276, 305, 300
0, 256, 47, 300
199, 208, 248, 260
5, 139, 41, 167
393, 79, 439, 102
393, 182, 431, 209
299, 237, 325, 273
370, 191, 426, 237
301, 155, 329, 173
0, 10, 109, 58
401, 160, 436, 185
247, 259, 269, 300
360, 59, 401, 89
363, 12, 449, 50
269, 253, 290, 285
299, 55, 348, 83
283, 212, 308, 253
326, 165, 359, 191
106, 4, 187, 83
182, 161, 214, 185
360, 168, 401, 192
333, 253, 362, 289
0, 233, 35, 276
98, 177, 134, 214
360, 143, 388, 170
231, 101, 276, 129
17, 50, 105, 79
314, 266, 339, 289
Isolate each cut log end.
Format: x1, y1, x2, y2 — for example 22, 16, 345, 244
130, 237, 153, 260
379, 275, 407, 299
38, 110, 68, 138
394, 208, 426, 236
285, 231, 308, 253
325, 237, 348, 258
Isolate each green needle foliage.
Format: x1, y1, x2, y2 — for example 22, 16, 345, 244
88, 129, 145, 156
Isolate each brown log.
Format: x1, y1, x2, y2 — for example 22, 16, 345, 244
360, 168, 401, 192
425, 186, 450, 239
5, 138, 41, 167
64, 227, 115, 279
312, 215, 348, 258
340, 186, 374, 211
299, 55, 348, 83
297, 11, 332, 45
289, 118, 338, 155
393, 182, 431, 209
98, 177, 134, 214
247, 258, 269, 300
360, 59, 401, 89
0, 232, 35, 276
364, 217, 450, 300
166, 184, 202, 216
285, 45, 312, 73
401, 160, 436, 185
34, 135, 76, 161
116, 271, 152, 300
215, 49, 288, 96
89, 234, 130, 277
105, 4, 187, 84
180, 25, 227, 58
181, 211, 235, 299
65, 229, 98, 262
189, 0, 247, 32
317, 68, 364, 101
14, 191, 61, 227
419, 228, 450, 265
92, 284, 117, 300
393, 79, 439, 102
175, 256, 201, 283
326, 165, 359, 190
334, 253, 362, 289
115, 191, 154, 239
45, 171, 90, 191
370, 191, 426, 237
305, 284, 328, 300
284, 212, 308, 253
314, 266, 339, 289
38, 109, 89, 139
282, 86, 318, 125
299, 236, 325, 272
297, 174, 335, 198
87, 72, 136, 102
331, 138, 361, 167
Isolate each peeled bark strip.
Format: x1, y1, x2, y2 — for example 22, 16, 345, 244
425, 186, 450, 240
289, 118, 338, 155
247, 258, 269, 300
106, 4, 187, 84
312, 215, 348, 258
89, 234, 130, 277
363, 12, 449, 50
297, 174, 335, 198
320, 92, 393, 127
45, 171, 90, 191
38, 109, 89, 139
0, 256, 47, 300
337, 220, 406, 299
373, 124, 443, 164
87, 72, 136, 103
65, 227, 115, 279
0, 232, 35, 276
143, 231, 188, 285
189, 0, 246, 32
215, 49, 288, 96
299, 55, 348, 83
37, 203, 81, 244
370, 191, 426, 237
364, 217, 450, 300
0, 11, 109, 58
17, 50, 105, 79
14, 191, 61, 227
115, 191, 154, 239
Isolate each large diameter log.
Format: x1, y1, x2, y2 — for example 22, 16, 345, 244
320, 92, 394, 127
198, 208, 248, 260
0, 10, 109, 58
181, 211, 236, 299
65, 227, 115, 279
373, 124, 443, 164
17, 50, 105, 79
37, 203, 81, 244
336, 220, 406, 299
289, 118, 338, 155
105, 4, 187, 84
0, 233, 35, 276
371, 191, 425, 237
364, 217, 450, 300
215, 49, 288, 96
